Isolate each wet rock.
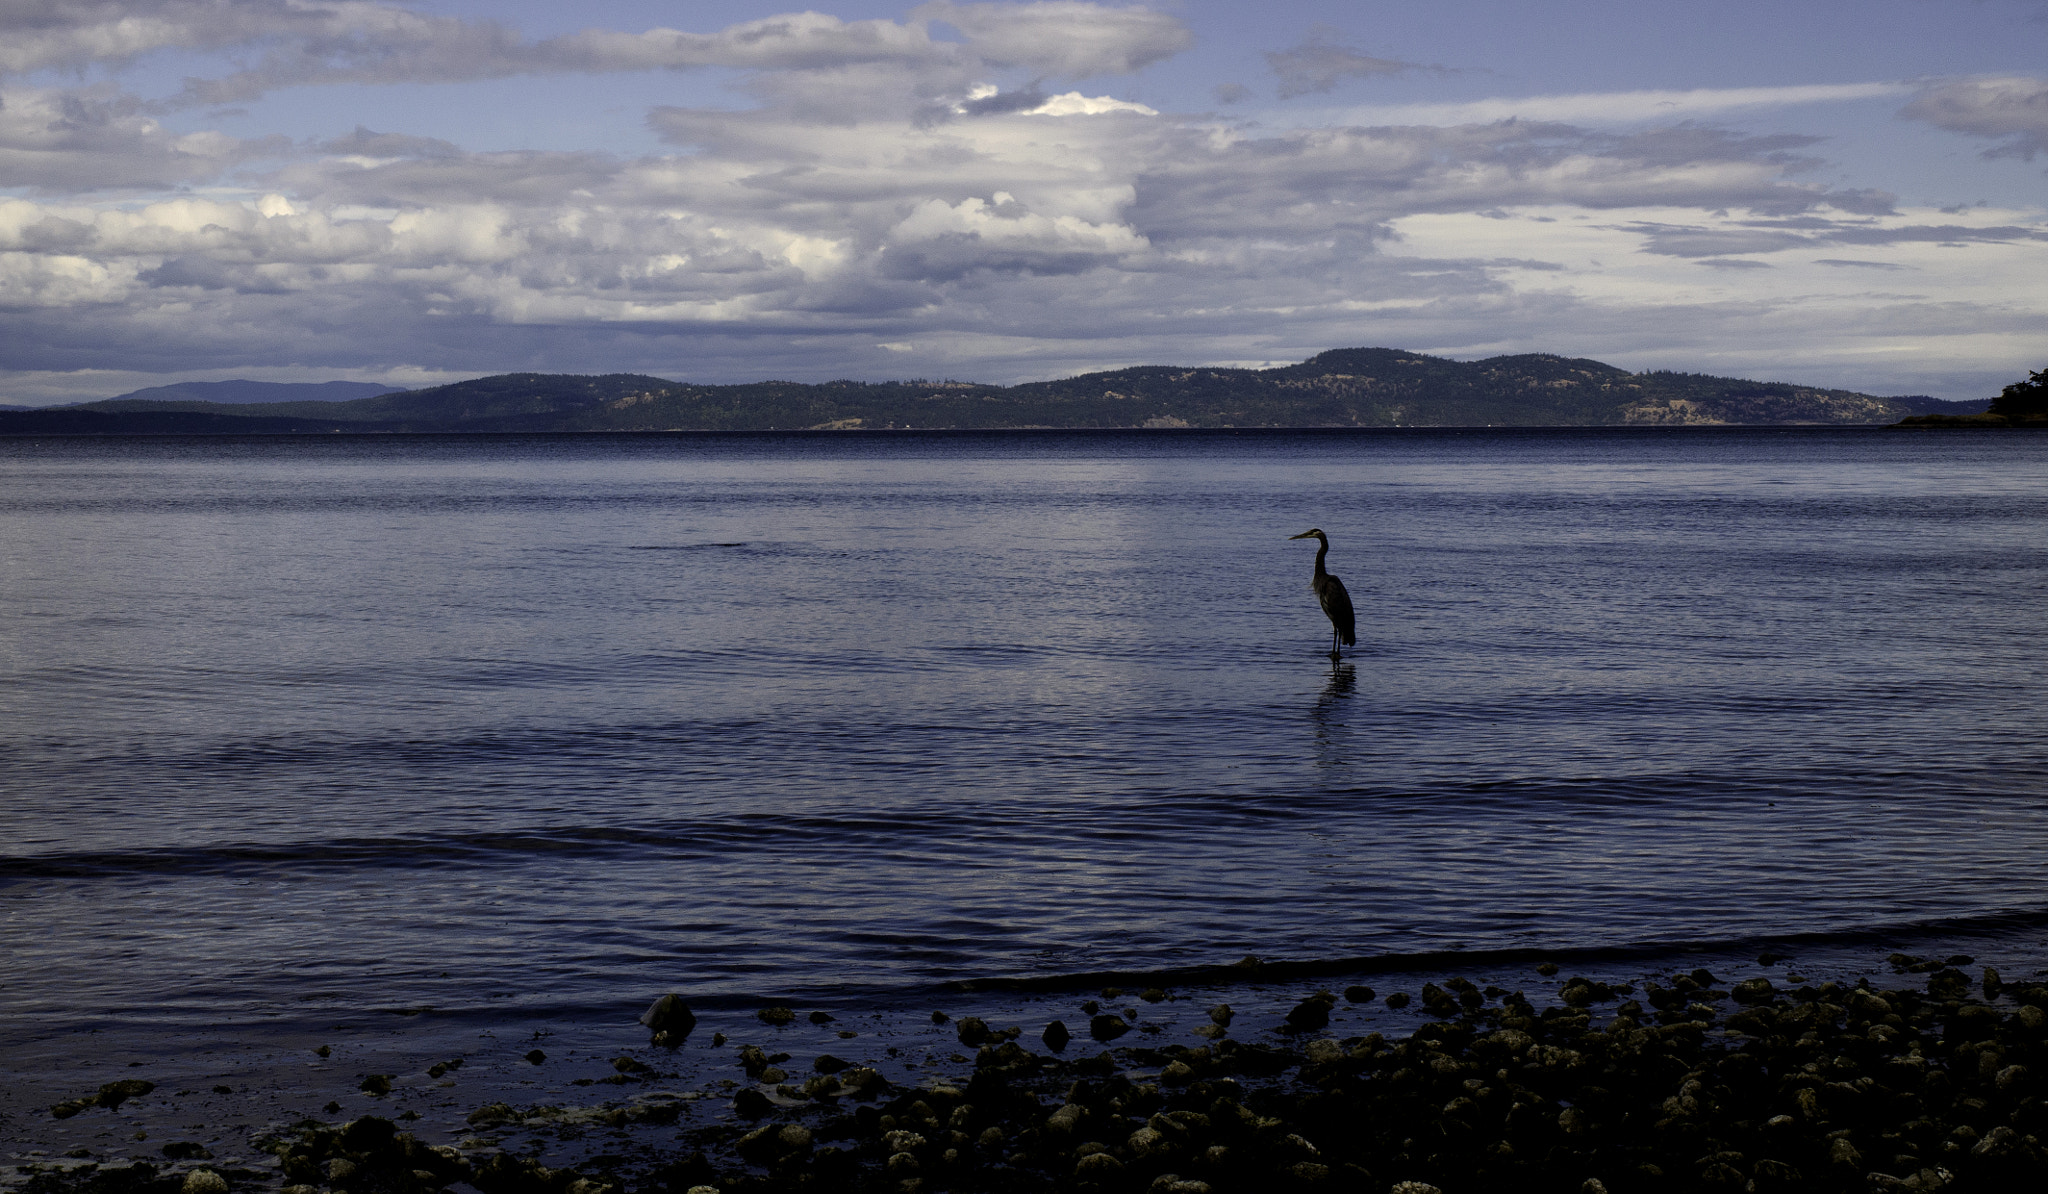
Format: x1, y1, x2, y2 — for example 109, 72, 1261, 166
1140, 988, 1168, 1003
180, 1171, 228, 1194
1285, 993, 1335, 1030
97, 1080, 155, 1109
1089, 1014, 1130, 1042
1046, 1103, 1084, 1135
639, 994, 697, 1045
930, 1010, 950, 1024
1074, 1152, 1123, 1177
1422, 984, 1462, 1017
812, 1054, 850, 1073
358, 1074, 392, 1095
1343, 985, 1375, 1003
800, 1073, 840, 1099
1385, 992, 1411, 1009
1042, 1020, 1071, 1051
956, 1016, 993, 1047
1731, 977, 1775, 1004
757, 1006, 796, 1026
1208, 1003, 1233, 1026
732, 1088, 773, 1119
1984, 967, 2004, 1000
1927, 970, 1969, 1000
524, 1049, 546, 1065
1536, 962, 1559, 976
777, 1124, 813, 1152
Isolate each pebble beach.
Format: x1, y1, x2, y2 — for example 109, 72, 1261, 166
9, 946, 2047, 1194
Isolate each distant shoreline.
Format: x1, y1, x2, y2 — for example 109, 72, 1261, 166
0, 422, 1983, 440
1889, 413, 2048, 429
1, 348, 1984, 435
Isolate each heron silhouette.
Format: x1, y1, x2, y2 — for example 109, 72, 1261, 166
1289, 528, 1356, 659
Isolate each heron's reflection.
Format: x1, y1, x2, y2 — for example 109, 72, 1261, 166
1311, 661, 1356, 763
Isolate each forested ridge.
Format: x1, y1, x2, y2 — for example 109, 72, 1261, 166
2, 348, 1982, 434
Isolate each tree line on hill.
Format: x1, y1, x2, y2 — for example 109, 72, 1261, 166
1894, 366, 2047, 428
0, 348, 2001, 435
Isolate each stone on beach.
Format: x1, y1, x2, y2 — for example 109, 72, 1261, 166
1283, 993, 1335, 1030
639, 993, 697, 1045
1042, 1020, 1072, 1051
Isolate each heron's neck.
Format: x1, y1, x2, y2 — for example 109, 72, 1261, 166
1314, 538, 1328, 576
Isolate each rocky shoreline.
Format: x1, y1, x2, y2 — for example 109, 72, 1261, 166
10, 950, 2047, 1194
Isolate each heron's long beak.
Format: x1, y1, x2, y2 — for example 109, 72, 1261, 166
1288, 531, 1314, 540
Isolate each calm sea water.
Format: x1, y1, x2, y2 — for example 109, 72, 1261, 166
3, 428, 2046, 1042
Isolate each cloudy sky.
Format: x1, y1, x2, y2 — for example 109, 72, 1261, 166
3, 0, 2045, 403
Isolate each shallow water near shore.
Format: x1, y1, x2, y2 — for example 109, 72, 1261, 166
5, 427, 2048, 1118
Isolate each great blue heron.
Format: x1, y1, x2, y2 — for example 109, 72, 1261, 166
1289, 529, 1356, 659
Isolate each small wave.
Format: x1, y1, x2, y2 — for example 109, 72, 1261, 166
945, 905, 2048, 994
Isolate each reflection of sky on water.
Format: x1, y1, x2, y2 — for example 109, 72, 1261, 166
3, 430, 2048, 1036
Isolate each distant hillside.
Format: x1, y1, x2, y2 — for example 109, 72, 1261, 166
80, 379, 404, 407
0, 350, 1983, 434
